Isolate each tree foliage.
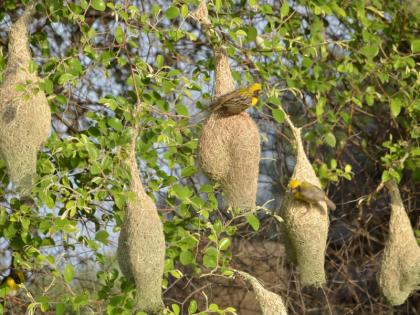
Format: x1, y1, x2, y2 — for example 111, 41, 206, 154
0, 0, 418, 314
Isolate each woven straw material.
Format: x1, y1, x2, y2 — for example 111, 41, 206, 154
280, 124, 329, 287
237, 271, 288, 315
378, 180, 420, 305
117, 127, 165, 313
197, 46, 260, 211
0, 6, 51, 195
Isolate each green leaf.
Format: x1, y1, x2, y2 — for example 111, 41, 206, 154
56, 95, 67, 104
63, 264, 75, 283
175, 103, 189, 116
113, 192, 126, 210
166, 6, 179, 19
68, 58, 83, 75
115, 25, 124, 44
172, 304, 180, 315
390, 98, 402, 117
181, 165, 196, 177
181, 4, 189, 18
200, 184, 214, 193
360, 44, 379, 58
203, 246, 218, 268
203, 253, 217, 268
40, 79, 54, 94
272, 109, 285, 123
280, 1, 289, 17
219, 238, 231, 251
245, 214, 260, 231
324, 132, 336, 147
107, 117, 123, 132
215, 0, 222, 12
172, 184, 193, 199
411, 39, 420, 53
316, 97, 326, 117
29, 60, 38, 73
209, 304, 219, 311
91, 0, 106, 11
345, 164, 352, 173
56, 302, 65, 315
58, 73, 74, 85
0, 209, 7, 225
90, 162, 101, 175
156, 54, 164, 68
179, 250, 194, 265
95, 230, 109, 244
188, 300, 198, 314
246, 26, 258, 41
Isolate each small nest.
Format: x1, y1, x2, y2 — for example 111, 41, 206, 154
197, 47, 260, 212
280, 124, 329, 287
117, 129, 165, 313
0, 6, 51, 195
378, 180, 420, 305
237, 271, 288, 315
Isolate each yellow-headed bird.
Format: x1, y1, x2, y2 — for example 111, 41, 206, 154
209, 83, 262, 115
1, 269, 25, 294
288, 179, 336, 210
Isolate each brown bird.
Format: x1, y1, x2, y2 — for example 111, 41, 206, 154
288, 179, 336, 210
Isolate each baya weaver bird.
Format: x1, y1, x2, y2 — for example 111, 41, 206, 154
1, 269, 25, 295
288, 179, 336, 211
190, 83, 262, 123
209, 83, 262, 115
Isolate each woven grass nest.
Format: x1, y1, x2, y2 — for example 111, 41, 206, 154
237, 270, 288, 315
117, 128, 165, 313
378, 180, 420, 305
280, 122, 329, 287
0, 6, 51, 195
197, 47, 260, 212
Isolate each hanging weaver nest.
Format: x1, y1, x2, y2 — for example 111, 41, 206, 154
117, 128, 165, 313
237, 271, 288, 315
0, 5, 51, 195
378, 180, 420, 305
279, 117, 329, 287
197, 47, 260, 212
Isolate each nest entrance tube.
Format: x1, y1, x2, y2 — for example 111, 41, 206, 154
0, 5, 51, 195
117, 127, 165, 313
378, 180, 420, 305
280, 117, 329, 287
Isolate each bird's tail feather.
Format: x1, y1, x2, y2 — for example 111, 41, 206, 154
189, 110, 209, 125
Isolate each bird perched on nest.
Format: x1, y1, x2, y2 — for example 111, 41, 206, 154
288, 179, 336, 211
209, 83, 262, 114
191, 83, 262, 123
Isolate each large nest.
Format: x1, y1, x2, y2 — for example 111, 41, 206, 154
117, 128, 166, 313
378, 180, 420, 305
0, 6, 51, 195
280, 119, 329, 287
197, 48, 260, 212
